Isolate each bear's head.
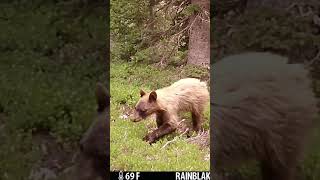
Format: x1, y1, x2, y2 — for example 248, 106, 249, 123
131, 89, 162, 122
72, 83, 109, 180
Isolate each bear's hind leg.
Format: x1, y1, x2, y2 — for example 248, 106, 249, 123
191, 110, 203, 132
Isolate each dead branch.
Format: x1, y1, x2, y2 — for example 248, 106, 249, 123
158, 39, 179, 66
286, 3, 298, 12
298, 6, 313, 17
161, 128, 189, 149
155, 0, 173, 13
177, 119, 186, 126
306, 49, 320, 67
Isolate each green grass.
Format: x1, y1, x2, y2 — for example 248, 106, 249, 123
110, 62, 210, 171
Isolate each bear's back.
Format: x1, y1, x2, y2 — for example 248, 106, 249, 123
157, 78, 209, 113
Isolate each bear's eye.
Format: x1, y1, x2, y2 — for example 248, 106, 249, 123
137, 108, 146, 114
135, 107, 141, 111
135, 105, 146, 112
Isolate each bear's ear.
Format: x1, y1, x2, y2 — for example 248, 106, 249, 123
95, 83, 109, 112
149, 91, 157, 102
140, 89, 146, 97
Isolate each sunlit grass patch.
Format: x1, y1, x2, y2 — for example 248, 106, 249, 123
110, 62, 210, 171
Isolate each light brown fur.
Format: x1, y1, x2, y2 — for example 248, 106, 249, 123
132, 78, 209, 143
211, 52, 318, 180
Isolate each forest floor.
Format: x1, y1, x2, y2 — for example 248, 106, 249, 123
110, 62, 210, 171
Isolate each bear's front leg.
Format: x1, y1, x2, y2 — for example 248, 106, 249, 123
143, 123, 176, 144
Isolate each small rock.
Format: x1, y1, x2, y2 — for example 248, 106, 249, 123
119, 114, 128, 119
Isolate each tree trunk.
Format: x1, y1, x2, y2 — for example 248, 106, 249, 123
187, 0, 210, 66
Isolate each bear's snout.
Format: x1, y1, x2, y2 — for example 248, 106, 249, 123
130, 111, 144, 122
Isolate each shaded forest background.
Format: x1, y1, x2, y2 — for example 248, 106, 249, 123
212, 0, 320, 98
0, 1, 107, 179
111, 0, 210, 67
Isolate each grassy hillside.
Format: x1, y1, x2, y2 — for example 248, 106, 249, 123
110, 62, 210, 171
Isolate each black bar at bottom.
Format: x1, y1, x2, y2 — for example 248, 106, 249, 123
111, 171, 210, 180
